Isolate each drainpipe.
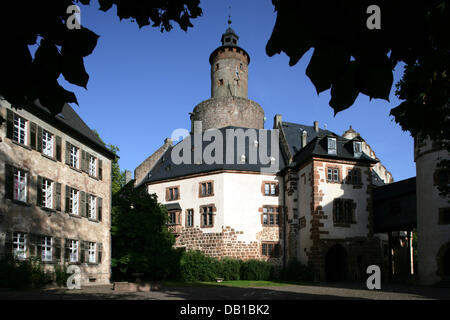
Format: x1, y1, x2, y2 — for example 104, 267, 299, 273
282, 173, 287, 268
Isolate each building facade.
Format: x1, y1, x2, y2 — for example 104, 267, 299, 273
0, 99, 116, 285
135, 26, 394, 281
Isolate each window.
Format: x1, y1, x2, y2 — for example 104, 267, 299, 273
70, 188, 79, 215
199, 181, 213, 197
168, 211, 179, 225
201, 206, 214, 227
186, 209, 194, 227
89, 155, 96, 177
42, 178, 53, 209
327, 168, 340, 182
13, 168, 27, 202
166, 187, 180, 201
88, 195, 97, 220
347, 169, 361, 185
438, 207, 450, 225
261, 242, 279, 257
88, 242, 97, 263
70, 145, 79, 168
42, 129, 54, 157
333, 199, 354, 225
262, 206, 281, 226
353, 141, 362, 156
69, 240, 79, 263
263, 182, 278, 196
13, 232, 27, 259
13, 115, 27, 145
327, 137, 337, 155
41, 236, 52, 262
219, 79, 224, 86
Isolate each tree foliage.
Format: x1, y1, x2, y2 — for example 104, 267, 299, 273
266, 0, 449, 196
111, 182, 177, 281
0, 0, 202, 119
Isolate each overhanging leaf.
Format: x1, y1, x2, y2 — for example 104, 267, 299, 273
329, 61, 359, 114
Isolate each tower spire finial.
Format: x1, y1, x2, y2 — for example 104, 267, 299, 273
227, 5, 232, 26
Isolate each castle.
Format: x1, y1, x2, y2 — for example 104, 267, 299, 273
134, 26, 395, 281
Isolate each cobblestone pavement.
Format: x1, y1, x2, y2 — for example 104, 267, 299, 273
0, 282, 449, 300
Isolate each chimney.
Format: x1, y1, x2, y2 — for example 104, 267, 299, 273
314, 121, 319, 133
274, 114, 282, 129
124, 170, 132, 184
301, 130, 308, 148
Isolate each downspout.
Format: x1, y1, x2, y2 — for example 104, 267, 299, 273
282, 172, 287, 268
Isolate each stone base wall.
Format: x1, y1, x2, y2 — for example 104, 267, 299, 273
174, 226, 282, 264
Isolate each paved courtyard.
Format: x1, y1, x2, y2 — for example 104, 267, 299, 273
0, 282, 449, 300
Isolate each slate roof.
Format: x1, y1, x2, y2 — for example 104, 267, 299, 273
141, 126, 284, 185
24, 102, 116, 159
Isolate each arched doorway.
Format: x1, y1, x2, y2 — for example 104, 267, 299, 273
325, 244, 348, 282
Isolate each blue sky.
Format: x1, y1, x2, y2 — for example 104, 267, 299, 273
62, 0, 415, 181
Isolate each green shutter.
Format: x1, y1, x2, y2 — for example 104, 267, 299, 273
55, 183, 61, 211
98, 159, 103, 180
81, 150, 87, 173
36, 176, 42, 206
64, 239, 70, 262
65, 141, 71, 165
37, 126, 43, 153
6, 109, 14, 140
65, 186, 70, 213
80, 241, 85, 263
56, 136, 62, 161
80, 191, 86, 217
97, 197, 102, 221
30, 122, 37, 150
4, 164, 13, 200
97, 243, 102, 264
4, 231, 13, 257
26, 172, 32, 204
53, 237, 61, 262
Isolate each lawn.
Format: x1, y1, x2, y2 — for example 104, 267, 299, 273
162, 280, 314, 288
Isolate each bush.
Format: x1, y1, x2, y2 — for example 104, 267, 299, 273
240, 259, 273, 281
219, 258, 242, 281
179, 250, 219, 282
54, 263, 69, 287
281, 258, 314, 282
0, 256, 52, 289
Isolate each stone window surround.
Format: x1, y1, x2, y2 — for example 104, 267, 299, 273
332, 198, 357, 227
261, 241, 281, 258
346, 168, 362, 185
165, 186, 180, 201
261, 181, 279, 196
260, 205, 282, 227
168, 209, 182, 225
325, 164, 342, 183
198, 180, 214, 198
185, 208, 194, 228
200, 204, 216, 228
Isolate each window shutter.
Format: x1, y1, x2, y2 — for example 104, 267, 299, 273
4, 231, 13, 257
30, 122, 37, 150
29, 234, 38, 257
53, 237, 61, 262
26, 172, 32, 204
98, 159, 103, 180
6, 109, 14, 140
65, 186, 70, 213
36, 176, 42, 206
56, 136, 62, 161
80, 191, 86, 217
81, 150, 87, 173
65, 141, 71, 165
37, 126, 43, 153
4, 164, 13, 200
97, 197, 103, 222
55, 183, 61, 211
80, 241, 86, 263
97, 243, 102, 264
64, 239, 70, 262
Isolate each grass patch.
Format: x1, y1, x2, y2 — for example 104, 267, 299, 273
163, 280, 315, 288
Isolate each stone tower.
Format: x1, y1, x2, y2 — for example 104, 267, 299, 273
191, 24, 265, 131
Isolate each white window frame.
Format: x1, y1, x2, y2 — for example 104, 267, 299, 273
42, 129, 54, 157
70, 188, 79, 215
42, 178, 53, 209
88, 195, 97, 220
89, 155, 96, 177
353, 141, 362, 155
42, 236, 52, 262
13, 232, 27, 259
13, 115, 27, 145
70, 145, 79, 168
69, 240, 79, 263
13, 168, 27, 202
327, 137, 337, 155
88, 242, 96, 263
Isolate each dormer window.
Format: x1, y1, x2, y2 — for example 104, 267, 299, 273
353, 141, 362, 156
327, 137, 337, 155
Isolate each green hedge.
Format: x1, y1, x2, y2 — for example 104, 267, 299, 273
0, 256, 53, 289
281, 258, 314, 282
